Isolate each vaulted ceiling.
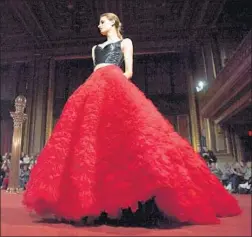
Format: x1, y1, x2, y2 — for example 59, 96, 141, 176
0, 0, 251, 135
1, 0, 231, 59
1, 0, 251, 61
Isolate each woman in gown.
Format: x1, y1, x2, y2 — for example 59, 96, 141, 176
23, 13, 241, 226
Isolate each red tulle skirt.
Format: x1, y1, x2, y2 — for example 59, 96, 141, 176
23, 65, 241, 225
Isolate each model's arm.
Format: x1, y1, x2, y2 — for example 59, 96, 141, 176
92, 46, 96, 67
122, 38, 133, 79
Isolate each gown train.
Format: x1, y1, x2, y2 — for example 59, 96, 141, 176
23, 65, 241, 225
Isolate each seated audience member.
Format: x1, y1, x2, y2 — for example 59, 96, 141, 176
19, 151, 25, 162
23, 154, 30, 164
19, 164, 30, 190
228, 161, 247, 193
238, 177, 251, 194
221, 163, 232, 186
200, 147, 217, 166
1, 160, 10, 189
0, 167, 5, 186
210, 162, 223, 180
1, 172, 9, 190
238, 162, 251, 194
243, 161, 251, 181
2, 152, 8, 161
208, 150, 217, 164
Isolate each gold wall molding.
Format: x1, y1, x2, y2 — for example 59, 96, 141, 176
45, 58, 55, 142
184, 56, 201, 151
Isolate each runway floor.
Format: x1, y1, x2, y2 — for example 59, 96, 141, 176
1, 191, 251, 236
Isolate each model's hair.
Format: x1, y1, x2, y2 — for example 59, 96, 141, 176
100, 13, 123, 39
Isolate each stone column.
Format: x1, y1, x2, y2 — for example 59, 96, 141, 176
214, 124, 226, 152
22, 61, 35, 154
45, 58, 56, 142
225, 128, 231, 154
205, 118, 214, 150
7, 95, 27, 193
235, 134, 243, 161
230, 129, 238, 161
184, 56, 201, 152
28, 55, 50, 155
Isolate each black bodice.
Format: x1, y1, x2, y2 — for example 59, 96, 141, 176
94, 41, 124, 67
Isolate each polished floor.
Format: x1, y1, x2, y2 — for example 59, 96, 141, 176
1, 191, 251, 236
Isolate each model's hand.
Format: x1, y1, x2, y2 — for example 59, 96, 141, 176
123, 72, 131, 79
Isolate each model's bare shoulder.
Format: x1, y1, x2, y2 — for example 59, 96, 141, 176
92, 45, 97, 65
122, 38, 133, 45
121, 38, 133, 52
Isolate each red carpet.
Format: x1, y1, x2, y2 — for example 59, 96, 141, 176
1, 190, 251, 236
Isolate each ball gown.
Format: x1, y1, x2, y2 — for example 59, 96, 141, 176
23, 65, 241, 225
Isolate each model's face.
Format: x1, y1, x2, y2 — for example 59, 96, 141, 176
98, 16, 114, 36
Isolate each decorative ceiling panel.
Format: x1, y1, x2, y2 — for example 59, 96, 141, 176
202, 0, 224, 25
1, 0, 232, 54
122, 0, 185, 29
0, 3, 26, 35
41, 0, 96, 30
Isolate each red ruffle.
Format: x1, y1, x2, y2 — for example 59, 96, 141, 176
23, 65, 241, 224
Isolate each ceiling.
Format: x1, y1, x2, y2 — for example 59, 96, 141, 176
0, 0, 251, 135
1, 0, 245, 55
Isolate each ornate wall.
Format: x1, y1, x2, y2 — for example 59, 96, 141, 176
192, 29, 251, 161
1, 11, 250, 158
1, 53, 192, 155
1, 62, 31, 153
1, 56, 51, 155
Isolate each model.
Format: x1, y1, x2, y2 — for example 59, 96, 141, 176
23, 13, 241, 226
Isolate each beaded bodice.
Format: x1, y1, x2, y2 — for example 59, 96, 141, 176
94, 41, 124, 67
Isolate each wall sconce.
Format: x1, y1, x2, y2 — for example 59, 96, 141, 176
196, 80, 207, 92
